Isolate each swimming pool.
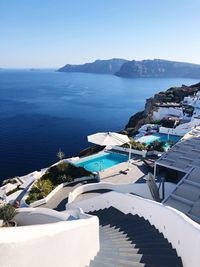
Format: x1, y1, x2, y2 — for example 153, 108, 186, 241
137, 133, 181, 150
74, 152, 129, 172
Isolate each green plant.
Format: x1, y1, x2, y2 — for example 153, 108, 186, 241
122, 140, 147, 151
184, 107, 194, 117
26, 179, 54, 204
57, 174, 72, 183
152, 120, 161, 125
33, 179, 54, 196
57, 161, 68, 172
42, 162, 93, 186
26, 162, 94, 204
57, 149, 65, 160
0, 204, 17, 226
147, 140, 165, 152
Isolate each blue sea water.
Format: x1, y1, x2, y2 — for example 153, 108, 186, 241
0, 69, 199, 181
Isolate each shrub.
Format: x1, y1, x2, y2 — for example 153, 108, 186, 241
184, 107, 194, 117
26, 162, 94, 204
0, 204, 17, 226
41, 162, 93, 187
147, 140, 165, 152
152, 120, 161, 125
122, 141, 147, 151
57, 174, 72, 184
26, 192, 41, 204
26, 179, 54, 204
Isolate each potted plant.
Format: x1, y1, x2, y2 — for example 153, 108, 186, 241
0, 204, 17, 227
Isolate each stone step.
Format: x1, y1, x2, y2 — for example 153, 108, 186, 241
101, 225, 158, 234
89, 257, 168, 267
93, 255, 182, 267
99, 216, 147, 226
100, 245, 177, 256
93, 254, 182, 266
88, 207, 182, 267
101, 222, 156, 230
101, 241, 172, 249
89, 258, 159, 267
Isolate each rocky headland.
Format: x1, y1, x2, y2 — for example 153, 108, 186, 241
58, 58, 127, 74
58, 58, 200, 79
79, 82, 200, 156
115, 59, 200, 78
125, 82, 200, 135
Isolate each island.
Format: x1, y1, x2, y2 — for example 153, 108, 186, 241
58, 58, 200, 79
115, 59, 200, 78
57, 58, 127, 74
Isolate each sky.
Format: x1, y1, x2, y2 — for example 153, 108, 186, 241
1, 0, 200, 68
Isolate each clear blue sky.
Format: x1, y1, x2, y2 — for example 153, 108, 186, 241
1, 0, 200, 68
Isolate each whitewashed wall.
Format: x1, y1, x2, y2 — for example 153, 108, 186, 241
14, 208, 70, 225
159, 126, 187, 136
67, 182, 176, 206
153, 107, 183, 120
0, 210, 99, 267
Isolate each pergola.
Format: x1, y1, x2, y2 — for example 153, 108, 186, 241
154, 126, 200, 178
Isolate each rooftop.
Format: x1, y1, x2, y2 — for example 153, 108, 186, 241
156, 126, 200, 173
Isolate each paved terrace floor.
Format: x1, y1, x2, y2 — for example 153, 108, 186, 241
41, 158, 150, 211
99, 158, 150, 184
41, 184, 78, 211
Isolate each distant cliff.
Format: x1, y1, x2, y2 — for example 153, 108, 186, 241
58, 58, 127, 74
115, 59, 200, 78
58, 58, 200, 78
125, 82, 200, 134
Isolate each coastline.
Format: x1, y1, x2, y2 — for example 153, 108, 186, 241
79, 81, 200, 157
1, 79, 200, 182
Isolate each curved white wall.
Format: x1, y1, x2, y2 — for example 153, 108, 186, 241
14, 208, 72, 225
0, 210, 99, 267
67, 182, 176, 206
68, 191, 200, 267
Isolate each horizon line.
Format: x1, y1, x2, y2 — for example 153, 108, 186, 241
1, 57, 200, 69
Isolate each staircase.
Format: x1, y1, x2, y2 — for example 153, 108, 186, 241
88, 207, 182, 267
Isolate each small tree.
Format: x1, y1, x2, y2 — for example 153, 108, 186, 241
57, 149, 65, 161
0, 204, 17, 227
34, 179, 54, 197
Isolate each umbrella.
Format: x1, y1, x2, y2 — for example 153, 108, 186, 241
87, 132, 132, 169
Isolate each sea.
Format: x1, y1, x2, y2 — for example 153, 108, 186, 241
0, 69, 199, 181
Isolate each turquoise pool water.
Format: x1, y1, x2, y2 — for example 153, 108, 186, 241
75, 152, 129, 172
137, 133, 181, 150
